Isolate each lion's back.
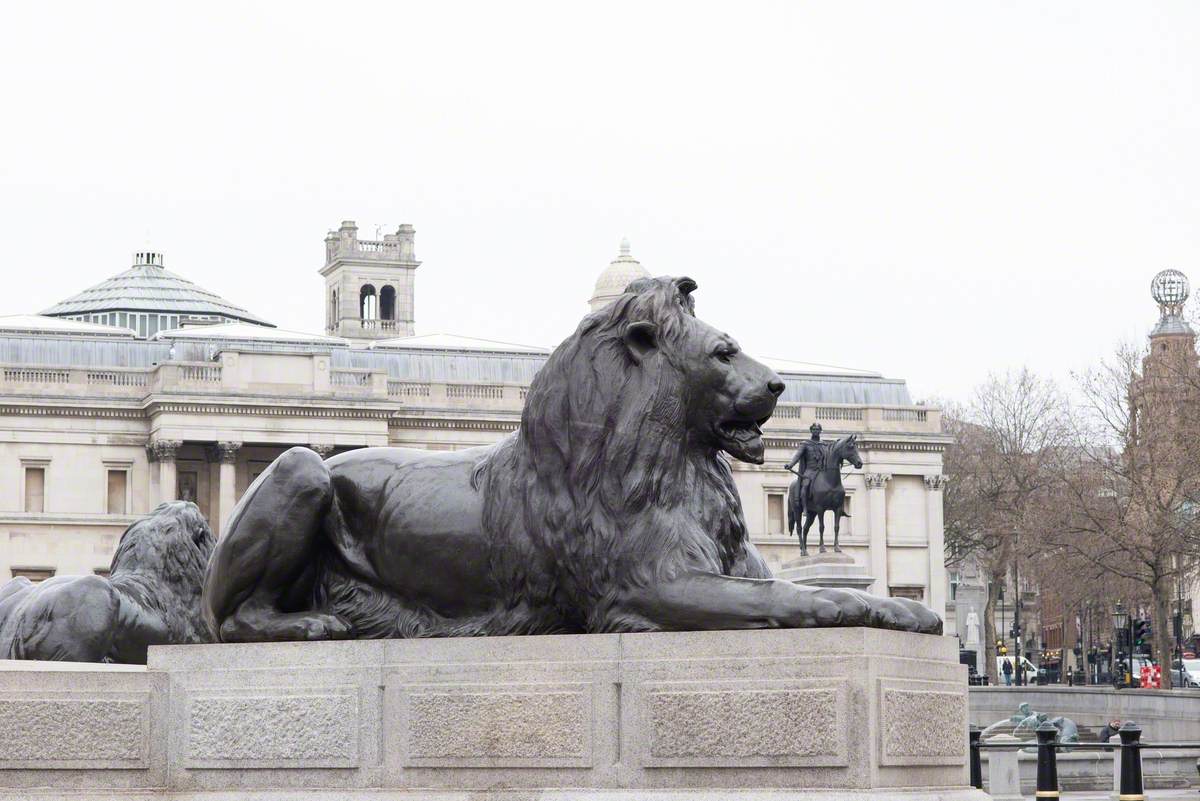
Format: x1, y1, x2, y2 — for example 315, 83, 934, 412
0, 575, 119, 661
325, 443, 502, 611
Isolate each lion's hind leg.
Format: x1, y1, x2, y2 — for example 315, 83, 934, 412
204, 446, 351, 643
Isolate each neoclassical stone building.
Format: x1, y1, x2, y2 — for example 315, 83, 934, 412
0, 222, 950, 621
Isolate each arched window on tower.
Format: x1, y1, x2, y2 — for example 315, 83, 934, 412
330, 289, 338, 330
380, 285, 396, 327
360, 284, 378, 324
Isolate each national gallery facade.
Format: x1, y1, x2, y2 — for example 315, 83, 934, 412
0, 221, 951, 623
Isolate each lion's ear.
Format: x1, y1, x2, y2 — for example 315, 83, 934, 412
623, 321, 659, 364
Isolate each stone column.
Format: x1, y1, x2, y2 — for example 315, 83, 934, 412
151, 440, 182, 505
985, 733, 1024, 801
214, 441, 241, 535
865, 473, 891, 596
145, 443, 160, 508
925, 475, 949, 623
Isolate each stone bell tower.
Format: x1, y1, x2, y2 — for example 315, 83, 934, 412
320, 220, 420, 340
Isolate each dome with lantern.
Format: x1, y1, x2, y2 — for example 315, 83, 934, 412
1150, 268, 1194, 337
588, 238, 650, 311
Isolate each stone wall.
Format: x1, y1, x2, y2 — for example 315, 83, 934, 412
0, 629, 980, 800
970, 685, 1200, 742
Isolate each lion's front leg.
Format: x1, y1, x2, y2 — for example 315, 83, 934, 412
616, 572, 941, 634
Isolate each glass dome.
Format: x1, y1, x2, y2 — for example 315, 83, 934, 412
1151, 269, 1189, 307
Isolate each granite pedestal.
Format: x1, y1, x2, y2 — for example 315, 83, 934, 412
0, 628, 984, 800
777, 552, 876, 591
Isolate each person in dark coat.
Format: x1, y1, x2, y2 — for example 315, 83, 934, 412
1002, 658, 1014, 686
1098, 719, 1121, 742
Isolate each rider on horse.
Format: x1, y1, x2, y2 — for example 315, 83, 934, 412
786, 422, 826, 516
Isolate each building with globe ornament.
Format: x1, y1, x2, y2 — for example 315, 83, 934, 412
0, 220, 950, 626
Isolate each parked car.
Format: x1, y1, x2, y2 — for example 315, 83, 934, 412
1114, 656, 1156, 687
996, 656, 1042, 683
1169, 658, 1200, 688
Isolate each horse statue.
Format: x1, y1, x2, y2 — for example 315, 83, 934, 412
787, 434, 863, 556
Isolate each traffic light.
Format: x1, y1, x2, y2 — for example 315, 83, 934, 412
1133, 619, 1151, 654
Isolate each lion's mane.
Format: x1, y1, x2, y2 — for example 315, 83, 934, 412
477, 276, 751, 633
109, 501, 215, 645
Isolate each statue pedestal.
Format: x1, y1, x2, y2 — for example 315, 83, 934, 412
0, 629, 983, 800
777, 551, 876, 591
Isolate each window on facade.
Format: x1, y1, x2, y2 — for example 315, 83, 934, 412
177, 471, 198, 504
380, 285, 396, 320
148, 315, 159, 338
360, 284, 378, 320
889, 586, 925, 602
106, 469, 127, 515
138, 315, 148, 338
766, 492, 785, 535
11, 568, 54, 583
24, 467, 45, 513
949, 570, 960, 601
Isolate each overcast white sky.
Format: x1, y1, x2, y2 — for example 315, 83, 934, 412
2, 1, 1198, 401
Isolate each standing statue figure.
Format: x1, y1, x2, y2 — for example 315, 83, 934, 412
965, 609, 981, 645
786, 423, 826, 524
787, 425, 863, 555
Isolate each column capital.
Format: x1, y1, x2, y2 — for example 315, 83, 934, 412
309, 444, 336, 459
149, 439, 182, 463
924, 474, 949, 491
211, 441, 242, 464
864, 472, 891, 490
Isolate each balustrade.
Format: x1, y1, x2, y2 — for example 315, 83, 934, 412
331, 370, 372, 388
179, 364, 222, 383
3, 368, 69, 383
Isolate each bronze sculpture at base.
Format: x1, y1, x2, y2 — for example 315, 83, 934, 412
204, 276, 941, 641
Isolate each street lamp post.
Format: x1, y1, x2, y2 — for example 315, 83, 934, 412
1113, 602, 1131, 688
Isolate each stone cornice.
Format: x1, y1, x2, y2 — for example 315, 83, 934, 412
0, 402, 144, 420
389, 416, 519, 433
764, 435, 950, 454
144, 400, 394, 421
0, 512, 140, 527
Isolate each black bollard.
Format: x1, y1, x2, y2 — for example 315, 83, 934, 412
1118, 722, 1145, 801
968, 726, 982, 789
1035, 721, 1060, 799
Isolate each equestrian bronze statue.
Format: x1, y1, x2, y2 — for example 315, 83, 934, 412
787, 430, 863, 555
204, 276, 940, 641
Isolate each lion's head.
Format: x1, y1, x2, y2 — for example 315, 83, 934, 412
521, 275, 784, 468
109, 501, 215, 643
479, 277, 783, 624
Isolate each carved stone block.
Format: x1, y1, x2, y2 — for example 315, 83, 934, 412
878, 679, 968, 765
398, 682, 593, 768
0, 694, 148, 769
185, 687, 359, 768
637, 680, 848, 768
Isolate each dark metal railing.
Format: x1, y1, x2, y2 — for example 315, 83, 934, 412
970, 721, 1155, 801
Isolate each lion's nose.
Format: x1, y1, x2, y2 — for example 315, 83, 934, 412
767, 378, 785, 397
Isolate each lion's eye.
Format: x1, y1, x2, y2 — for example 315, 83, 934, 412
715, 349, 736, 364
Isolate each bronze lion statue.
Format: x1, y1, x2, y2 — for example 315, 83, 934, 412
0, 501, 214, 662
204, 276, 941, 641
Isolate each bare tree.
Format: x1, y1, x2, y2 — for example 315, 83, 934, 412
943, 369, 1069, 684
1042, 341, 1200, 688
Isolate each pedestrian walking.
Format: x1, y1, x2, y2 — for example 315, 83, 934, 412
1002, 658, 1013, 686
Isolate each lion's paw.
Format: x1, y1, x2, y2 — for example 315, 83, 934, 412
300, 614, 353, 640
863, 595, 942, 634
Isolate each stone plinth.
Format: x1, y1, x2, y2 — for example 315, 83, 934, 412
778, 552, 876, 591
0, 629, 984, 800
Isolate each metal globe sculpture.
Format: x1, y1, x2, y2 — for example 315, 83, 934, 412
1151, 269, 1189, 308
